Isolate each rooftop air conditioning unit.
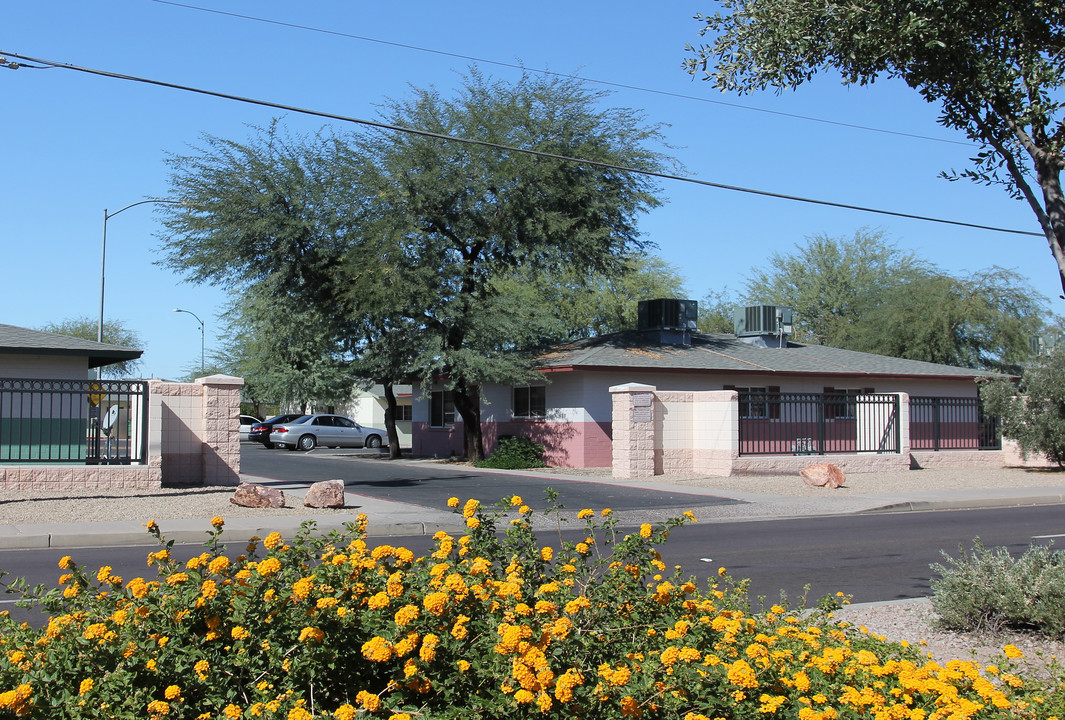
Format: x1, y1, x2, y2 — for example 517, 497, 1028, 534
638, 298, 698, 332
733, 305, 793, 337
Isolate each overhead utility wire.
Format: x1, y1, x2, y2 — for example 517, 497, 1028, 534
151, 0, 968, 148
0, 50, 1040, 238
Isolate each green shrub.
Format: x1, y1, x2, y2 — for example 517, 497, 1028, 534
931, 537, 1065, 636
0, 502, 1056, 719
475, 436, 545, 469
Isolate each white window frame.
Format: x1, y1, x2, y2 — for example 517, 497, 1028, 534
513, 385, 546, 418
430, 390, 455, 428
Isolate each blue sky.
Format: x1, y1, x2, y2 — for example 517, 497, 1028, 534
2, 1, 1052, 381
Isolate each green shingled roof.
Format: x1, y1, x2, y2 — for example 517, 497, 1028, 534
0, 323, 143, 370
535, 330, 1001, 380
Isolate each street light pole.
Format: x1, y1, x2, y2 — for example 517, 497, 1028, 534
98, 199, 184, 354
172, 308, 205, 374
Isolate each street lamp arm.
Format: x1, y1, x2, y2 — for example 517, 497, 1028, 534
105, 198, 184, 221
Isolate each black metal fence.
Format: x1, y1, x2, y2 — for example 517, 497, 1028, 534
910, 396, 1001, 451
738, 391, 900, 456
0, 378, 149, 464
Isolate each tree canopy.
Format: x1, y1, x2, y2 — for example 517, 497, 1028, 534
982, 348, 1065, 465
158, 71, 669, 460
40, 316, 144, 378
686, 1, 1065, 295
740, 229, 1049, 372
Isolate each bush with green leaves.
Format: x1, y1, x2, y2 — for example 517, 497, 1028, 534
981, 347, 1065, 465
0, 500, 1058, 719
931, 537, 1065, 636
475, 436, 545, 469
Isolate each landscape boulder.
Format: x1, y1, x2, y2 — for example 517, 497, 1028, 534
304, 479, 346, 509
800, 462, 846, 489
230, 482, 286, 508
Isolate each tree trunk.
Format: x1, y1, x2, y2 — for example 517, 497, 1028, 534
382, 382, 402, 460
451, 380, 485, 461
1036, 165, 1065, 298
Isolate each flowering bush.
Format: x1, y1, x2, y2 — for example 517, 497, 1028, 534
0, 499, 1059, 719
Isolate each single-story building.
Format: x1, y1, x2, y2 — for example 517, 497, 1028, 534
0, 323, 142, 379
410, 302, 1007, 475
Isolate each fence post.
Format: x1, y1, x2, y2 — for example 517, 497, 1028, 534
610, 383, 657, 479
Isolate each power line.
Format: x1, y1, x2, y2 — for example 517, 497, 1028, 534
150, 0, 970, 148
0, 50, 1041, 238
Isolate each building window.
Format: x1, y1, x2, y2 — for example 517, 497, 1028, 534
430, 390, 455, 427
513, 385, 546, 418
395, 404, 412, 422
825, 388, 861, 419
736, 386, 768, 419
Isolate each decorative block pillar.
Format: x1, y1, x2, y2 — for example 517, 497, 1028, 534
610, 383, 657, 479
197, 374, 244, 486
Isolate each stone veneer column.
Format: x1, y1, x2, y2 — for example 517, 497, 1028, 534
610, 383, 657, 479
896, 392, 910, 453
197, 374, 244, 486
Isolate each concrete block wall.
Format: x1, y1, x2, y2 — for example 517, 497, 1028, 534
0, 374, 242, 489
611, 387, 1005, 478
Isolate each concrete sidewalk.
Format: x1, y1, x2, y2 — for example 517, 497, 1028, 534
0, 464, 1063, 550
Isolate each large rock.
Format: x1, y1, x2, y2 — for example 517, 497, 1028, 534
304, 479, 346, 509
800, 462, 846, 489
230, 482, 286, 508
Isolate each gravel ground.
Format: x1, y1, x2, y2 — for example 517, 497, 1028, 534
832, 599, 1065, 678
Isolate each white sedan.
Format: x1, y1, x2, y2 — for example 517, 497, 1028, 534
269, 414, 388, 451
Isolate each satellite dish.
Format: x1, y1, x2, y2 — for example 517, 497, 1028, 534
102, 405, 120, 435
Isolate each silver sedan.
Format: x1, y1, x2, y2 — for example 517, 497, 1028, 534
269, 414, 388, 451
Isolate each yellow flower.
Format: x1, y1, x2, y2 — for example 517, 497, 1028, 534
256, 558, 281, 576
424, 591, 448, 616
299, 626, 325, 643
166, 572, 189, 586
457, 659, 471, 671
511, 495, 523, 506
195, 659, 209, 679
264, 532, 283, 550
462, 498, 479, 518
288, 709, 312, 720
58, 555, 72, 569
164, 685, 181, 700
208, 556, 231, 574
333, 705, 356, 720
224, 704, 242, 719
578, 509, 594, 519
601, 508, 613, 516
1003, 644, 1023, 659
541, 546, 554, 562
231, 626, 250, 640
447, 497, 459, 507
79, 679, 94, 695
147, 700, 170, 716
210, 516, 224, 528
466, 516, 480, 529
356, 690, 381, 711
639, 523, 652, 538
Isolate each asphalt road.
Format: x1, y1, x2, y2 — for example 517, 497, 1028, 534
1, 503, 1062, 627
239, 444, 743, 514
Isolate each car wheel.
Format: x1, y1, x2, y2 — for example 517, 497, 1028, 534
298, 434, 317, 451
365, 435, 382, 449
